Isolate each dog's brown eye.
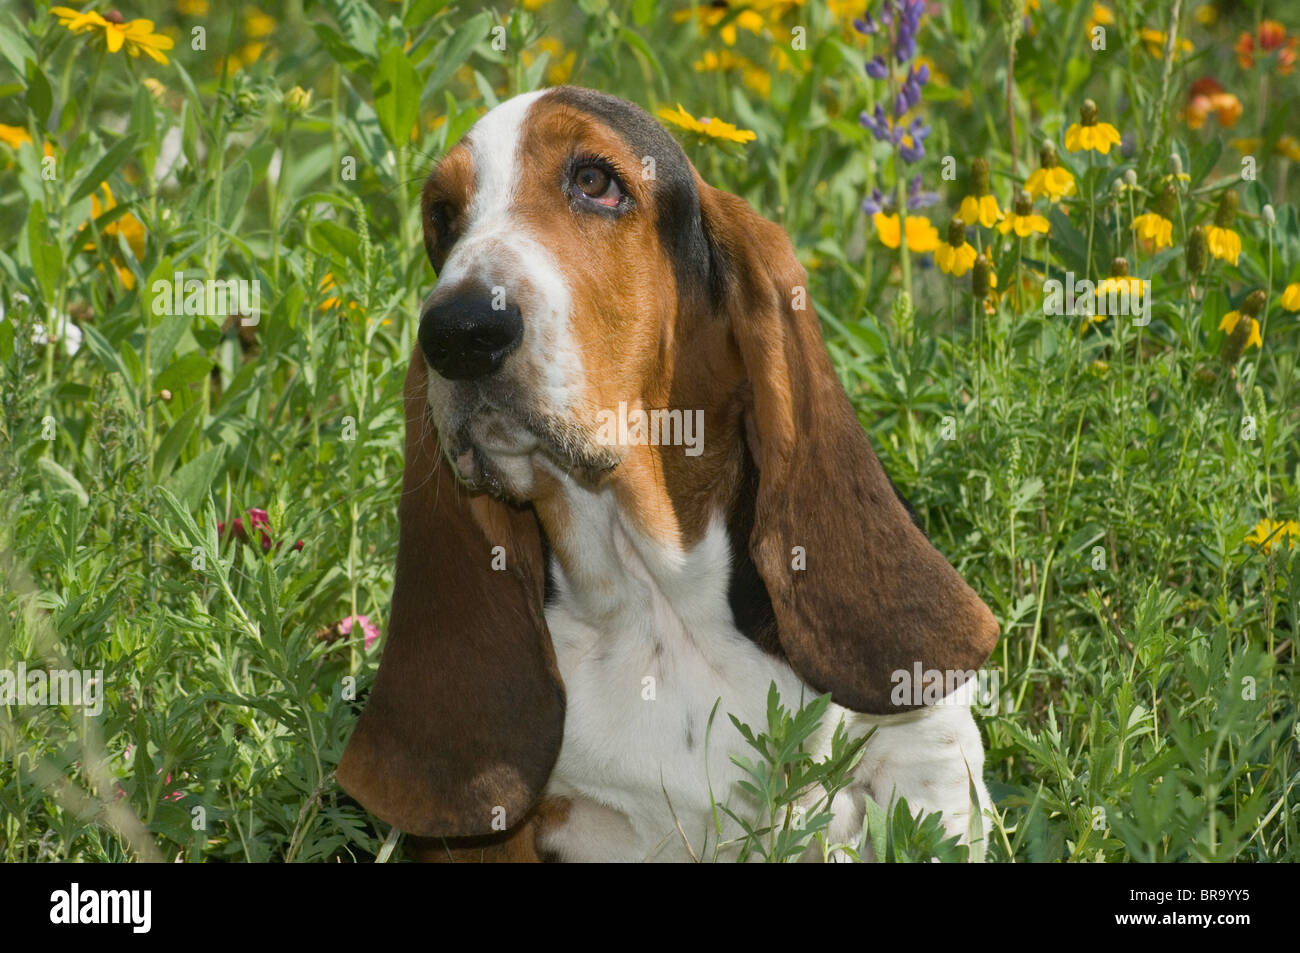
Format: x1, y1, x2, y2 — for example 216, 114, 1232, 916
573, 164, 622, 206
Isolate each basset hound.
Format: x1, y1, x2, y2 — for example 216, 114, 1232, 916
337, 86, 1000, 862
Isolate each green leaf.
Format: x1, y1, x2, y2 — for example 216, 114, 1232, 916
24, 58, 52, 128
27, 199, 60, 305
374, 43, 421, 150
219, 161, 253, 229
165, 446, 226, 511
0, 14, 35, 75
156, 351, 214, 395
69, 134, 140, 205
36, 457, 89, 506
153, 402, 204, 480
421, 12, 492, 107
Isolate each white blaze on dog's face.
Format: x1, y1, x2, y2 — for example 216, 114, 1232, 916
417, 87, 716, 504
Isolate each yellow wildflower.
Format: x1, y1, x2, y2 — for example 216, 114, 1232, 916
1132, 213, 1173, 250
998, 191, 1049, 237
935, 220, 977, 276
1280, 283, 1300, 310
657, 105, 756, 144
85, 183, 146, 289
51, 7, 175, 64
1065, 100, 1122, 155
873, 213, 940, 253
1139, 27, 1193, 59
244, 8, 276, 40
0, 123, 32, 150
672, 6, 765, 46
1245, 519, 1300, 553
1276, 134, 1300, 161
1217, 310, 1262, 349
959, 158, 1002, 227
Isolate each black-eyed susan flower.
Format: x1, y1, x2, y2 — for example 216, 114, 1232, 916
1205, 190, 1241, 266
1281, 282, 1300, 311
51, 7, 175, 64
1025, 142, 1076, 203
1132, 184, 1176, 252
935, 219, 977, 276
1064, 99, 1121, 155
1219, 289, 1267, 361
657, 104, 756, 144
998, 190, 1049, 237
1245, 518, 1300, 553
958, 158, 1002, 228
872, 212, 940, 253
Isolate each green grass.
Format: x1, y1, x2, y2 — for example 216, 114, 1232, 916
1, 0, 1297, 861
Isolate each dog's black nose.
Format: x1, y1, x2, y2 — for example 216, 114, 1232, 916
418, 291, 523, 380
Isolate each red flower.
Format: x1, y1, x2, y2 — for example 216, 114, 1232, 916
218, 508, 304, 553
1235, 20, 1298, 74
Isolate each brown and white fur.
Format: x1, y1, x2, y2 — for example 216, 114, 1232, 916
337, 87, 999, 862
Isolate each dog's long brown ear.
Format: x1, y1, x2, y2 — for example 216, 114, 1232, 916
337, 352, 564, 837
698, 179, 998, 715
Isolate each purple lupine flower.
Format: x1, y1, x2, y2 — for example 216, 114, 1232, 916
861, 188, 887, 214
905, 173, 939, 209
865, 55, 888, 79
853, 13, 879, 36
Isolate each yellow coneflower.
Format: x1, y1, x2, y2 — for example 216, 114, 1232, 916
1205, 190, 1241, 266
872, 213, 940, 253
1218, 290, 1268, 359
1245, 518, 1300, 553
998, 190, 1049, 237
51, 7, 175, 64
935, 219, 977, 276
1065, 100, 1122, 155
1132, 184, 1176, 252
1025, 143, 1076, 203
958, 158, 1002, 228
657, 104, 756, 144
1281, 282, 1300, 311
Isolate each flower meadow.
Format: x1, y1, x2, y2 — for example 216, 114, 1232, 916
1, 0, 1298, 864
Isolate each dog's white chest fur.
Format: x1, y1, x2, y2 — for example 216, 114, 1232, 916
537, 483, 989, 862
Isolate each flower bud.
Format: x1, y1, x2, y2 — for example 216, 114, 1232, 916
1263, 204, 1276, 226
1039, 141, 1059, 169
284, 86, 312, 115
1220, 317, 1252, 365
1154, 183, 1177, 219
1186, 225, 1208, 275
1169, 152, 1183, 176
1214, 189, 1238, 228
1110, 257, 1130, 278
947, 218, 966, 246
1241, 289, 1268, 318
1080, 99, 1099, 126
1013, 190, 1033, 216
972, 254, 993, 297
1124, 169, 1137, 187
971, 157, 991, 197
